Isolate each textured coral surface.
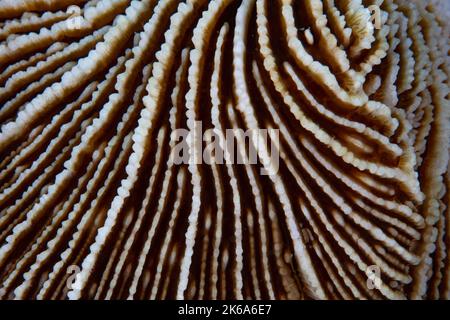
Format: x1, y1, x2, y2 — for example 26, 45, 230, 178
0, 0, 449, 300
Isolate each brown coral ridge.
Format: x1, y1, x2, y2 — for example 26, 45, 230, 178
0, 0, 449, 300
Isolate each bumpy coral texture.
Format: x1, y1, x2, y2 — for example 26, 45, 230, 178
0, 0, 448, 300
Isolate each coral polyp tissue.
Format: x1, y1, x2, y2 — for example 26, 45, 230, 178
0, 0, 449, 300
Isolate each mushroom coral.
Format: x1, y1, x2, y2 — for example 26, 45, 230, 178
0, 0, 448, 300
